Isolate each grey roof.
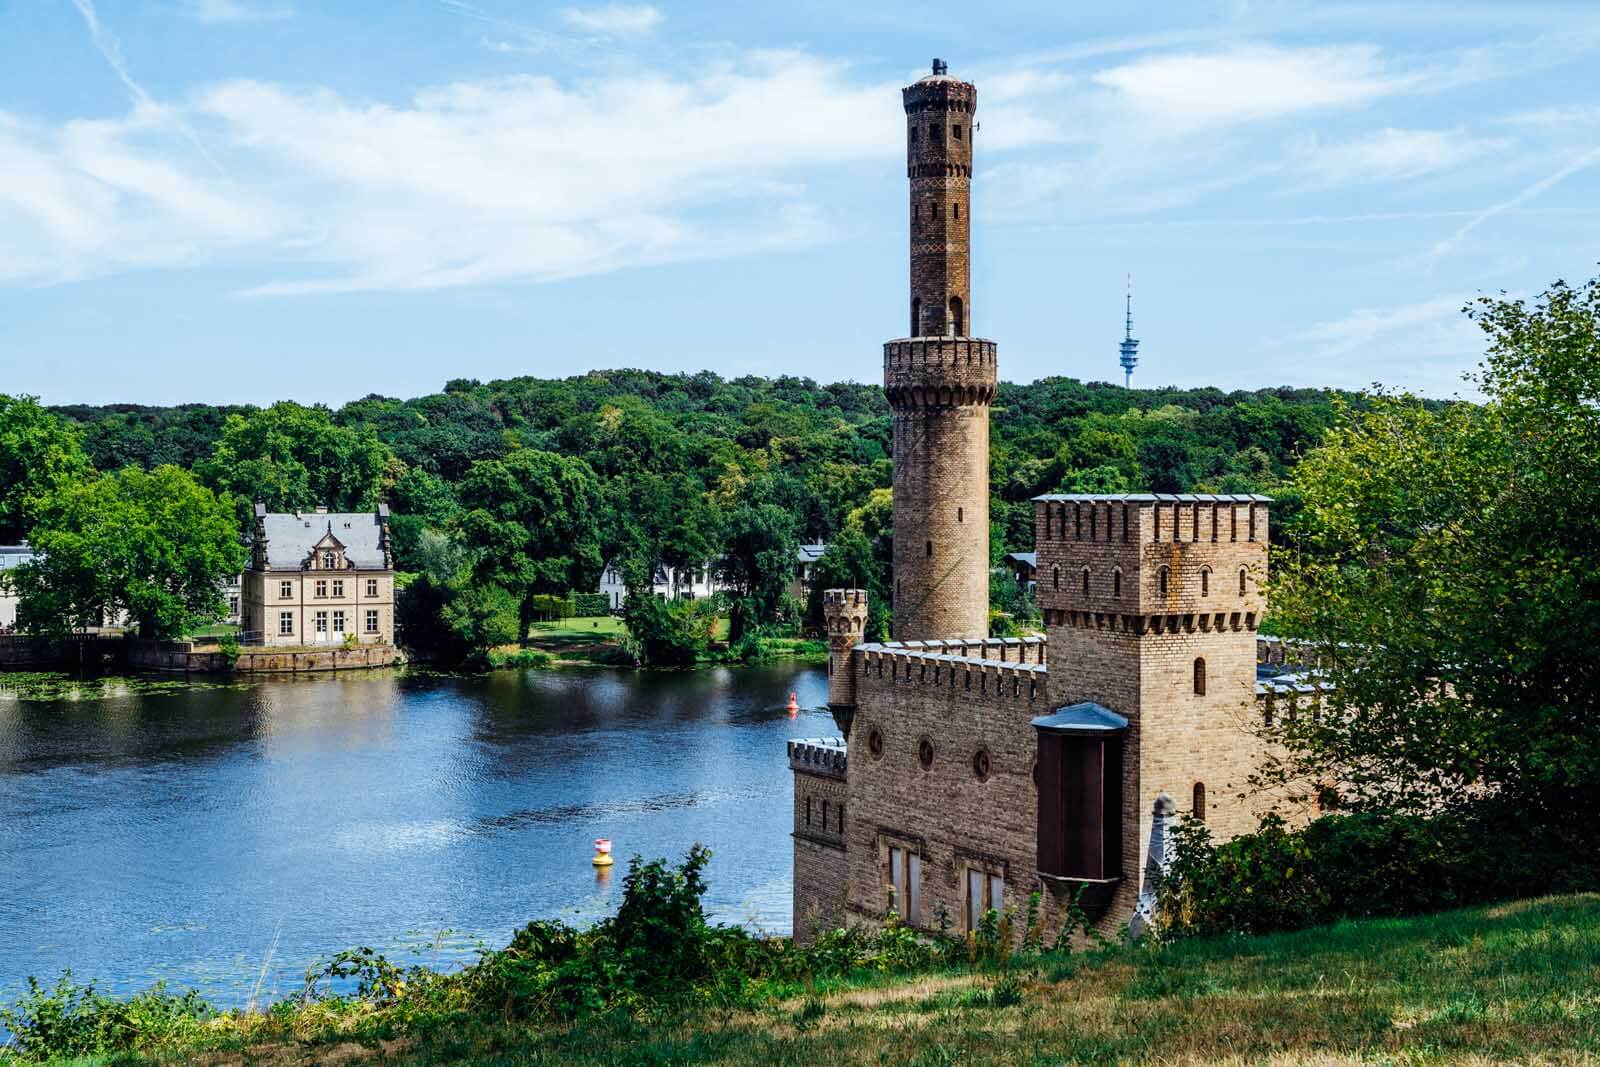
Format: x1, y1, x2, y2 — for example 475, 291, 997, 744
1005, 551, 1037, 568
0, 544, 36, 569
1031, 702, 1129, 734
1031, 492, 1273, 504
797, 543, 827, 564
254, 508, 389, 570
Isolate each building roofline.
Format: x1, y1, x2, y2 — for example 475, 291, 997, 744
1030, 492, 1273, 504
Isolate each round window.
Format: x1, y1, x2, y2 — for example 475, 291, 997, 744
972, 748, 991, 782
918, 737, 935, 769
868, 728, 884, 759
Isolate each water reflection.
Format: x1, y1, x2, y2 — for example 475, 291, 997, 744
0, 664, 828, 1008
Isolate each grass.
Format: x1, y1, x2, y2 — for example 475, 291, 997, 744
14, 894, 1600, 1065
521, 615, 626, 654
183, 623, 241, 640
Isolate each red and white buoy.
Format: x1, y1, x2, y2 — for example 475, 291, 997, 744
592, 837, 613, 867
786, 691, 800, 716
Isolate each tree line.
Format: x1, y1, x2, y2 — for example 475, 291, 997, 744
2, 372, 1358, 656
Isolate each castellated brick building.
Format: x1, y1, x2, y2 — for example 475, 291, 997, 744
789, 62, 1304, 943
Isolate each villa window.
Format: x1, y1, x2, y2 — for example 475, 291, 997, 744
228, 595, 239, 615
314, 580, 327, 599
278, 612, 294, 636
887, 845, 922, 925
332, 580, 344, 598
965, 867, 1003, 933
322, 551, 337, 569
332, 611, 346, 635
366, 610, 379, 634
367, 579, 379, 598
314, 611, 328, 635
280, 580, 293, 599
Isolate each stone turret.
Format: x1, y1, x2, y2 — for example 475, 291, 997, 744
822, 589, 868, 732
888, 60, 995, 642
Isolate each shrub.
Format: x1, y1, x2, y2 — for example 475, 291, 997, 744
571, 592, 611, 617
1156, 800, 1600, 940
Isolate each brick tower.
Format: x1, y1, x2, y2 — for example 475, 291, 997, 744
1033, 494, 1271, 919
887, 59, 996, 641
822, 588, 867, 731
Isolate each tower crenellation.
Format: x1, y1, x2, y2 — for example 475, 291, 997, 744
823, 588, 869, 714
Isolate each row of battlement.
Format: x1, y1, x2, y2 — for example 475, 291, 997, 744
857, 644, 1048, 706
1035, 493, 1271, 546
883, 337, 997, 368
788, 737, 848, 778
860, 634, 1045, 664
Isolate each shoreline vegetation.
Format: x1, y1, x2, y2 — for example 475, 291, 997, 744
1, 845, 1594, 1065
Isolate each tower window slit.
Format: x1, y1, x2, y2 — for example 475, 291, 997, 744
1193, 657, 1207, 696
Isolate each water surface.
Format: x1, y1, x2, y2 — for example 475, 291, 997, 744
0, 664, 826, 1007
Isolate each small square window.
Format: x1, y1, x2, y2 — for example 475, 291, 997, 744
278, 611, 294, 636
280, 581, 293, 599
366, 579, 379, 598
365, 610, 379, 634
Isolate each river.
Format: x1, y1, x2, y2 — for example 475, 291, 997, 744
0, 663, 827, 1008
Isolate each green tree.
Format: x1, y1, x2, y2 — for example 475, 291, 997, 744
458, 449, 603, 635
198, 402, 391, 519
0, 395, 92, 544
1268, 277, 1600, 815
717, 501, 798, 640
16, 466, 245, 641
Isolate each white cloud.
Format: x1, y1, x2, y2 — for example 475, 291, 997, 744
1092, 44, 1419, 131
185, 0, 293, 23
557, 4, 662, 37
0, 53, 897, 292
1427, 145, 1600, 259
1293, 128, 1506, 184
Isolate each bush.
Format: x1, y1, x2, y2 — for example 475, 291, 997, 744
1156, 800, 1600, 940
621, 595, 714, 667
571, 592, 612, 617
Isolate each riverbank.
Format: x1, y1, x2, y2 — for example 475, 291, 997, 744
494, 616, 827, 669
4, 892, 1594, 1065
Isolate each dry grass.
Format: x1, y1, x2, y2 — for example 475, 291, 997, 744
35, 894, 1600, 1065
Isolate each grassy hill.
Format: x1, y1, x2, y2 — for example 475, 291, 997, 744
22, 894, 1599, 1066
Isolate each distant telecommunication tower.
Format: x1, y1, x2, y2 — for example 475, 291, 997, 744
1119, 274, 1140, 387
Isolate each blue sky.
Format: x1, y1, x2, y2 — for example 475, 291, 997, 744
2, 1, 1598, 406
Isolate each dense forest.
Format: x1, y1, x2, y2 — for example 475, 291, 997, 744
15, 371, 1354, 656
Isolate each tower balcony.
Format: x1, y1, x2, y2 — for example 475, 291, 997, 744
882, 336, 997, 408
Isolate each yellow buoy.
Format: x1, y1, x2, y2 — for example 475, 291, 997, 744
592, 837, 614, 866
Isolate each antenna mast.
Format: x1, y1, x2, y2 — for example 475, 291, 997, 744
1118, 273, 1140, 388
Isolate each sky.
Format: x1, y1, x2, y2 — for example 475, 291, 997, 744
2, 1, 1598, 406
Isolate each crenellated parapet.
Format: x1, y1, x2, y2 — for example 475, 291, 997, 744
857, 643, 1049, 708
883, 338, 997, 407
789, 736, 848, 779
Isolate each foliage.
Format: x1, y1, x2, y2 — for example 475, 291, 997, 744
15, 466, 245, 641
621, 593, 716, 667
0, 395, 91, 544
717, 502, 799, 641
1155, 801, 1600, 940
571, 592, 612, 617
1268, 277, 1600, 814
215, 632, 241, 667
196, 401, 392, 521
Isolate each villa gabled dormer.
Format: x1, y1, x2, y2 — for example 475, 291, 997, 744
308, 526, 349, 571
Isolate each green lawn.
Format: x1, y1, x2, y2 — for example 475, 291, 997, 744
19, 894, 1600, 1065
520, 615, 626, 656
182, 623, 240, 640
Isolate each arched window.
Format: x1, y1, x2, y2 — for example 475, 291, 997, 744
1112, 568, 1122, 599
1239, 567, 1248, 596
911, 297, 921, 337
1201, 567, 1211, 597
1193, 782, 1207, 821
1193, 657, 1206, 696
1052, 565, 1060, 590
322, 551, 337, 569
949, 296, 964, 336
1158, 566, 1170, 598
1081, 567, 1090, 596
